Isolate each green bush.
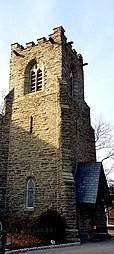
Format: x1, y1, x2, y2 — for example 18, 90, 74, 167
38, 209, 66, 243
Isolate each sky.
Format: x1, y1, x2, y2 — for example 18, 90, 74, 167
0, 0, 114, 123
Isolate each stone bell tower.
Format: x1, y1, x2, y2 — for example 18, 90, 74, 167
1, 26, 96, 241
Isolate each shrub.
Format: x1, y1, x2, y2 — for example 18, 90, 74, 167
38, 209, 66, 243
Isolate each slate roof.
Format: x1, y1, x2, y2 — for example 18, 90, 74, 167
75, 162, 110, 205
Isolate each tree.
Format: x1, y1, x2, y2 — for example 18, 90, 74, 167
92, 114, 114, 183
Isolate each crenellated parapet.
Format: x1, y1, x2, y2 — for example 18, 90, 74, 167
10, 26, 83, 62
11, 26, 66, 50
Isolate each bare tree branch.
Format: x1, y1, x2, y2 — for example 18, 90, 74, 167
92, 114, 114, 183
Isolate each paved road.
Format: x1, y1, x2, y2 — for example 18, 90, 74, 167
16, 238, 114, 254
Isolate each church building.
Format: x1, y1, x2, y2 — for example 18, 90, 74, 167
0, 26, 110, 241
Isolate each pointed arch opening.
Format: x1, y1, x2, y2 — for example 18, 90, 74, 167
26, 178, 35, 209
69, 69, 74, 97
30, 64, 43, 92
24, 59, 44, 95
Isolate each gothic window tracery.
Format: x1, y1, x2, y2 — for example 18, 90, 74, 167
30, 64, 42, 92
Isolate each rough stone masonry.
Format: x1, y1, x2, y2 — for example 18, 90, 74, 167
0, 26, 96, 241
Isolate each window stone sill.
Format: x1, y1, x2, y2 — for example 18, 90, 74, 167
24, 207, 34, 212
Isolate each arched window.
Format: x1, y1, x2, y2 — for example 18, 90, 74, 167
26, 178, 35, 208
30, 64, 42, 92
69, 70, 74, 97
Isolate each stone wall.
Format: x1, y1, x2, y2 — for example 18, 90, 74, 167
0, 90, 14, 215
0, 117, 4, 212
1, 26, 96, 241
6, 27, 63, 215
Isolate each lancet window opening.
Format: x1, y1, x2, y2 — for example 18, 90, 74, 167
69, 70, 74, 97
30, 64, 42, 92
26, 178, 35, 208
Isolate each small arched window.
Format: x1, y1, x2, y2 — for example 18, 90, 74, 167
26, 178, 35, 208
69, 70, 74, 97
30, 64, 42, 92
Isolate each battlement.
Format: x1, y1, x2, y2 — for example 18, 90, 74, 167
10, 26, 83, 62
11, 42, 24, 50
11, 26, 66, 50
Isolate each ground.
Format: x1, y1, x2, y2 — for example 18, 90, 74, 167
5, 238, 114, 254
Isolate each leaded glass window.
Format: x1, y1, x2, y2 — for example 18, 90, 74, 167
30, 64, 42, 92
26, 178, 35, 208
